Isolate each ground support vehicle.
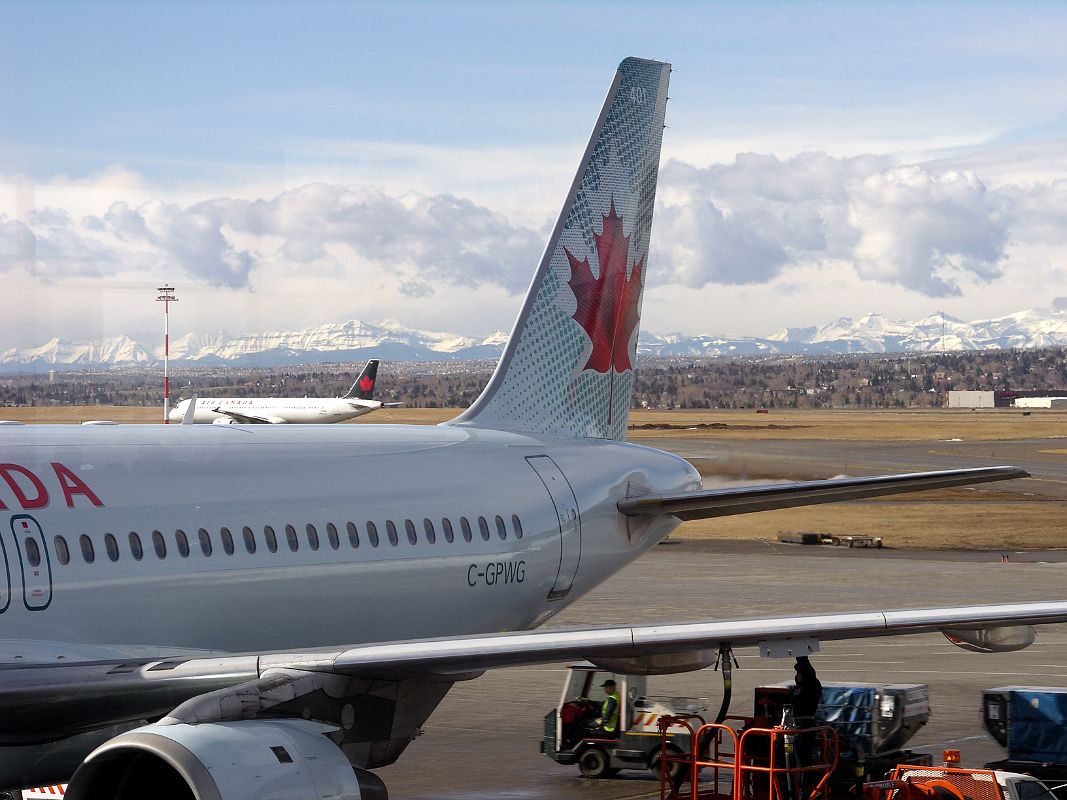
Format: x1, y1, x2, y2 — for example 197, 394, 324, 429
543, 666, 933, 787
862, 762, 1059, 800
756, 683, 932, 792
655, 713, 839, 800
541, 665, 710, 779
983, 687, 1067, 798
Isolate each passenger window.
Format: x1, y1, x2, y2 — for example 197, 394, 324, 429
512, 515, 523, 540
405, 519, 417, 545
461, 517, 472, 543
221, 527, 235, 556
346, 522, 359, 548
366, 521, 379, 548
243, 526, 256, 554
25, 536, 42, 567
264, 525, 278, 553
306, 523, 320, 551
386, 520, 398, 546
175, 530, 190, 558
103, 533, 119, 563
285, 524, 299, 552
478, 516, 490, 542
423, 518, 436, 544
54, 535, 70, 565
152, 530, 167, 559
495, 515, 507, 541
198, 528, 213, 557
129, 532, 143, 561
80, 534, 95, 563
326, 523, 340, 550
442, 518, 454, 544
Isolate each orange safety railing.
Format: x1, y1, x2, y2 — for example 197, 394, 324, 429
658, 714, 839, 800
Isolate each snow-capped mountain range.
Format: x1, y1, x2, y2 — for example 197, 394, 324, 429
4, 309, 1067, 373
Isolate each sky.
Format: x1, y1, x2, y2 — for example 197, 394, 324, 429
2, 1, 1067, 349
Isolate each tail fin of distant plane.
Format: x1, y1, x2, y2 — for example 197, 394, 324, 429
449, 57, 670, 440
345, 360, 380, 400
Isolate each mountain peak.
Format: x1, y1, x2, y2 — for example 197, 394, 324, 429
4, 308, 1067, 373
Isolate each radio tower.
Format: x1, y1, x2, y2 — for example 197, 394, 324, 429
157, 286, 178, 423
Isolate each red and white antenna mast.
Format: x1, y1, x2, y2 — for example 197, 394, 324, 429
156, 285, 178, 423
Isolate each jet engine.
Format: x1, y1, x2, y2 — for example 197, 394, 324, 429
64, 719, 388, 800
211, 417, 238, 425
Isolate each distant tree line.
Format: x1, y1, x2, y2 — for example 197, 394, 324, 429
2, 348, 1066, 410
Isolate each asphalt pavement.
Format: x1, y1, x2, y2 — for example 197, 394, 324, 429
381, 539, 1067, 800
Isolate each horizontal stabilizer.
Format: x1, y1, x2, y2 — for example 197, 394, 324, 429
617, 466, 1028, 520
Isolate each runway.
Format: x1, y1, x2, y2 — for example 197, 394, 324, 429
380, 539, 1067, 799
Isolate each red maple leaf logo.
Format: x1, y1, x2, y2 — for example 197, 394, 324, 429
565, 199, 644, 373
359, 375, 374, 392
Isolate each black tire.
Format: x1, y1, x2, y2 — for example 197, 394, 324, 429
651, 749, 684, 784
578, 746, 616, 779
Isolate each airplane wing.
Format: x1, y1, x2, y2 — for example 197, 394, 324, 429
210, 407, 276, 424
8, 600, 1066, 776
618, 466, 1027, 520
310, 599, 1067, 675
13, 600, 1064, 694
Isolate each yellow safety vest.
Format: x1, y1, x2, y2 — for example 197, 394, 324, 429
601, 691, 621, 733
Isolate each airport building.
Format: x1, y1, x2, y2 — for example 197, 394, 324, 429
947, 390, 1067, 409
1013, 396, 1067, 409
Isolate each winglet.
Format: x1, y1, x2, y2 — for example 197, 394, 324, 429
181, 395, 198, 425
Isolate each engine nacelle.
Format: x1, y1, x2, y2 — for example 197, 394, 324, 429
943, 625, 1037, 653
65, 720, 387, 800
211, 417, 238, 425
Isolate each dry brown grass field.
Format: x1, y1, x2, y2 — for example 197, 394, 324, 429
8, 405, 1066, 439
4, 406, 1063, 550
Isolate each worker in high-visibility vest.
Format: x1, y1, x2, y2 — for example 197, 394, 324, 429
596, 679, 621, 737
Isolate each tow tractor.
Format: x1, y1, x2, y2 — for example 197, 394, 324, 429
540, 664, 709, 779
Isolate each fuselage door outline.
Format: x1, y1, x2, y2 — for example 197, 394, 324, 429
526, 455, 582, 601
0, 520, 9, 614
9, 514, 53, 611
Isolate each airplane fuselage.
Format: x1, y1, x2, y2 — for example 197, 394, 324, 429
0, 423, 697, 659
168, 397, 379, 424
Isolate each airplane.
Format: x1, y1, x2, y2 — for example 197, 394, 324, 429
1, 57, 1065, 800
167, 359, 396, 424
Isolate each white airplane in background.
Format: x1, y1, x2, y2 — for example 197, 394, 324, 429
1, 57, 1065, 800
167, 359, 396, 424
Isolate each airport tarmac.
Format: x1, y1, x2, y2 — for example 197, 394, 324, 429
381, 539, 1067, 800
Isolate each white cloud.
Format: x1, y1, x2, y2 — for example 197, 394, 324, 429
0, 183, 544, 294
654, 153, 1012, 297
4, 144, 1067, 347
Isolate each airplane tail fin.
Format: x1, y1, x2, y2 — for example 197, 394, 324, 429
449, 57, 670, 440
345, 360, 380, 400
